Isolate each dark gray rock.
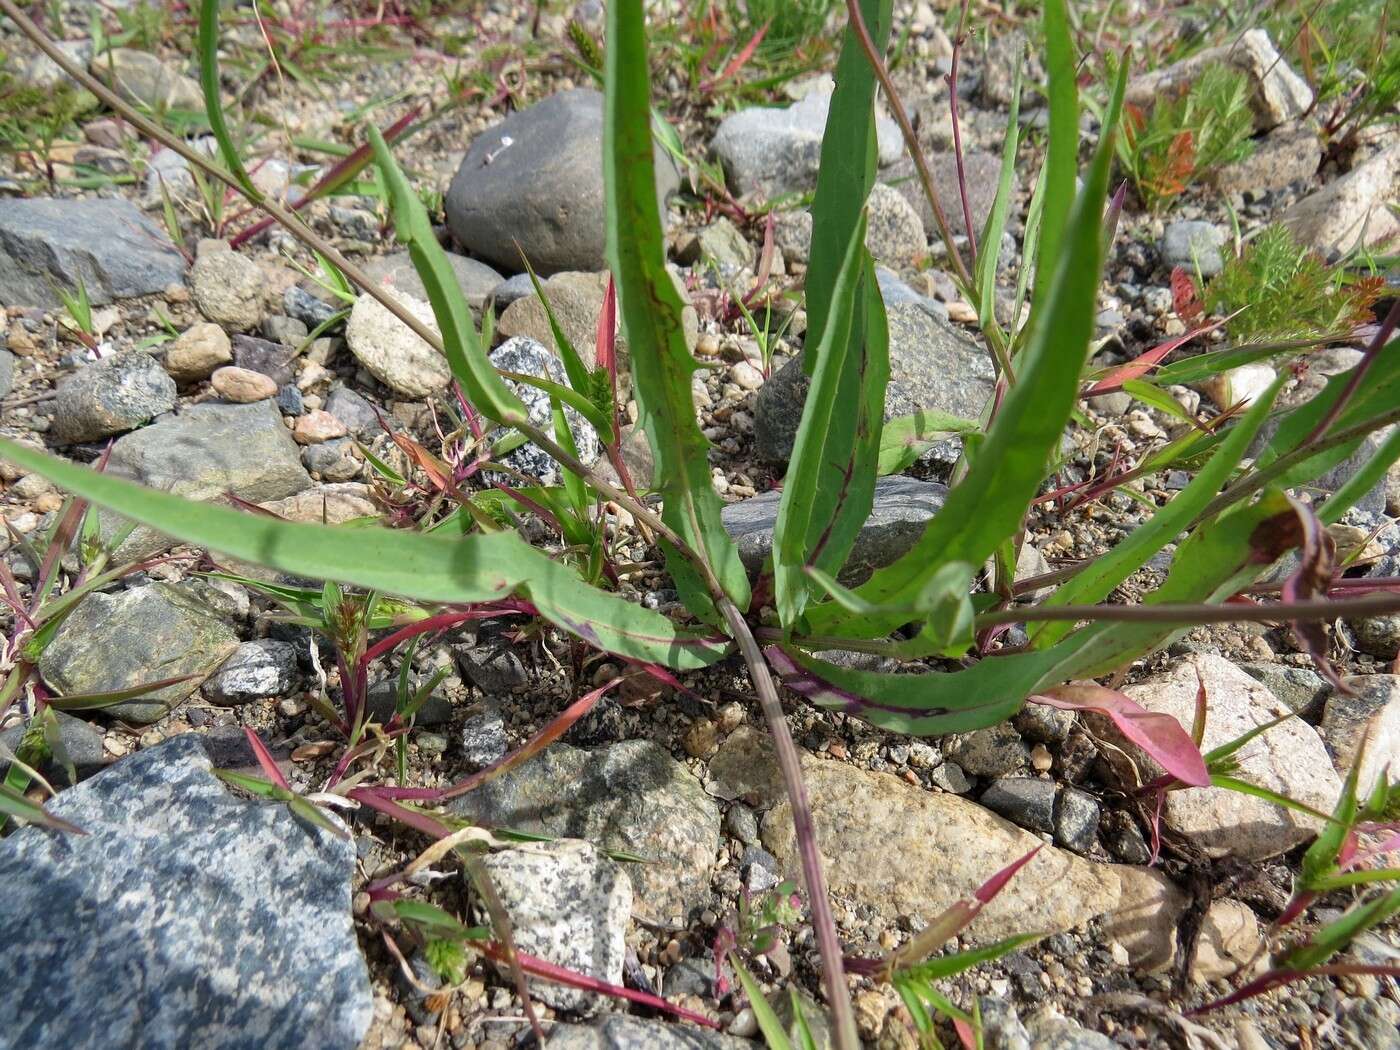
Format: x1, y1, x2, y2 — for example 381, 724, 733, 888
204, 640, 299, 705
1053, 788, 1100, 853
0, 710, 106, 784
1237, 661, 1331, 717
1347, 612, 1400, 659
979, 778, 1056, 834
449, 739, 719, 923
755, 303, 992, 464
545, 1016, 754, 1049
945, 722, 1029, 777
363, 679, 454, 727
38, 583, 240, 724
883, 151, 1002, 240
262, 314, 309, 349
0, 735, 370, 1050
478, 839, 630, 1014
0, 348, 14, 398
453, 636, 528, 692
323, 384, 382, 436
232, 333, 298, 386
741, 845, 782, 893
487, 337, 602, 484
720, 475, 949, 580
724, 802, 760, 846
302, 438, 360, 481
446, 89, 678, 275
0, 197, 185, 308
1013, 704, 1075, 745
488, 272, 536, 310
712, 90, 901, 198
50, 350, 175, 444
661, 956, 715, 999
100, 400, 311, 560
283, 285, 343, 329
1161, 220, 1225, 277
277, 383, 305, 415
365, 250, 502, 317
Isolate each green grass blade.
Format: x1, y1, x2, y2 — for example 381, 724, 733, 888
1319, 425, 1400, 523
1033, 0, 1080, 315
772, 217, 888, 625
604, 0, 749, 619
0, 441, 730, 671
804, 0, 892, 366
368, 127, 527, 427
806, 58, 1128, 638
197, 0, 259, 200
0, 782, 84, 834
1030, 372, 1287, 647
876, 409, 978, 475
976, 57, 1022, 333
729, 955, 795, 1050
521, 258, 592, 394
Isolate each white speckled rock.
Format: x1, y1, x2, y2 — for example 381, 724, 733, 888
1112, 654, 1342, 859
479, 840, 630, 1015
344, 288, 451, 398
545, 1016, 755, 1048
0, 735, 371, 1050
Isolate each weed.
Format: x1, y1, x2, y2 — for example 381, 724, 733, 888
1204, 224, 1382, 343
54, 277, 95, 347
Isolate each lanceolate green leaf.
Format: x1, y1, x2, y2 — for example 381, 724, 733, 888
604, 0, 749, 619
876, 409, 978, 475
0, 442, 730, 671
977, 56, 1022, 333
197, 0, 259, 201
804, 0, 892, 366
773, 217, 888, 626
369, 127, 528, 427
1031, 372, 1287, 647
1033, 0, 1080, 316
806, 60, 1129, 639
776, 491, 1294, 736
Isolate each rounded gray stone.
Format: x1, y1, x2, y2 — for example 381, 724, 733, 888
1160, 221, 1225, 277
446, 88, 679, 275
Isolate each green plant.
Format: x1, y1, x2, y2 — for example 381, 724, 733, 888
7, 1, 1400, 1046
727, 0, 837, 56
1116, 62, 1255, 209
1204, 223, 1382, 343
55, 277, 95, 347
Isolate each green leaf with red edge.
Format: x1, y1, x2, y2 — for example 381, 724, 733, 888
773, 218, 888, 626
604, 0, 749, 622
1288, 883, 1400, 970
0, 440, 731, 671
1031, 683, 1209, 787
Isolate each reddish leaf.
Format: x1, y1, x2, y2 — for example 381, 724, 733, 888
1033, 683, 1211, 787
1170, 266, 1204, 325
347, 787, 455, 838
953, 1018, 977, 1050
975, 845, 1042, 903
243, 727, 291, 791
698, 20, 770, 93
595, 273, 618, 378
1190, 964, 1400, 1014
1083, 311, 1229, 395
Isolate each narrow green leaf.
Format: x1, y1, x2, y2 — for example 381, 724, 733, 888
288, 795, 350, 839
0, 442, 731, 671
806, 60, 1128, 638
805, 0, 892, 365
368, 127, 527, 427
501, 368, 614, 443
1034, 0, 1080, 314
876, 409, 978, 475
729, 954, 795, 1050
1031, 372, 1286, 646
977, 57, 1022, 333
212, 768, 286, 798
1319, 424, 1400, 524
604, 0, 749, 619
773, 218, 887, 625
1286, 885, 1400, 971
901, 933, 1042, 982
520, 257, 592, 394
0, 782, 84, 833
197, 0, 259, 200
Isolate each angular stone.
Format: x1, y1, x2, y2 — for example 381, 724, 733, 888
945, 722, 1029, 777
497, 270, 612, 366
864, 183, 928, 267
1105, 866, 1187, 973
979, 778, 1056, 834
486, 337, 602, 485
760, 758, 1122, 941
91, 47, 202, 111
344, 288, 450, 398
1320, 675, 1400, 797
0, 197, 185, 309
163, 322, 232, 383
755, 304, 992, 464
50, 351, 175, 443
257, 483, 377, 524
446, 88, 678, 275
720, 475, 949, 580
190, 241, 265, 332
102, 400, 311, 558
1280, 142, 1400, 255
1160, 221, 1225, 277
0, 348, 13, 399
1024, 1013, 1119, 1050
713, 89, 901, 198
449, 740, 719, 923
0, 736, 370, 1050
478, 840, 630, 1015
39, 583, 240, 724
1112, 654, 1341, 859
204, 640, 299, 705
364, 250, 502, 318
1237, 662, 1331, 718
1210, 121, 1320, 194
1125, 29, 1312, 132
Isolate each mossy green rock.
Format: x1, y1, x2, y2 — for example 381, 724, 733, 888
39, 583, 239, 724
